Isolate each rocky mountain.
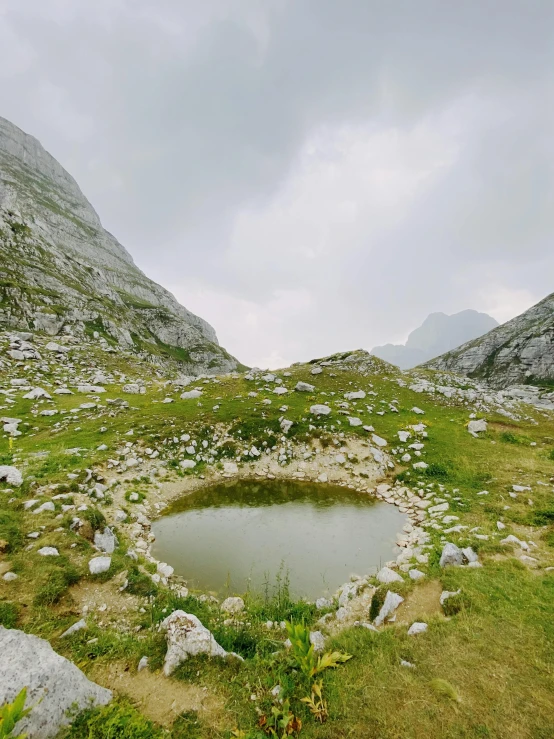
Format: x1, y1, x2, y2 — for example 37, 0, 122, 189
0, 116, 239, 375
424, 292, 554, 388
371, 309, 499, 370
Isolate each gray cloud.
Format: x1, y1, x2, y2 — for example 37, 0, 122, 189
1, 0, 553, 365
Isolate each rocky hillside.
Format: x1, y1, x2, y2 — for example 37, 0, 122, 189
424, 292, 554, 388
371, 310, 499, 370
0, 116, 239, 375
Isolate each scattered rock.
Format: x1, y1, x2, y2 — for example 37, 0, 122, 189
439, 542, 464, 567
220, 597, 245, 615
374, 591, 404, 627
160, 611, 232, 676
407, 622, 428, 636
376, 566, 403, 584
89, 556, 111, 575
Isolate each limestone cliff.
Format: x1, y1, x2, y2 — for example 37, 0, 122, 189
423, 293, 554, 388
0, 116, 239, 374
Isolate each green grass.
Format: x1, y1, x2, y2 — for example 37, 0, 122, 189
2, 338, 554, 738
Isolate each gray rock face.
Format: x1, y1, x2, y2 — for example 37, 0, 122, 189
0, 626, 111, 738
372, 310, 499, 370
0, 116, 238, 375
424, 293, 554, 388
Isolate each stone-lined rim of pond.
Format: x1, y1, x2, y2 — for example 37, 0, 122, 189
151, 478, 407, 600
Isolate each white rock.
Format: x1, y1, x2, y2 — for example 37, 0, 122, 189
33, 502, 55, 515
23, 387, 51, 400
60, 619, 87, 638
374, 591, 404, 626
0, 465, 23, 486
309, 631, 326, 652
397, 431, 411, 443
273, 386, 288, 395
439, 542, 464, 567
311, 367, 323, 375
468, 419, 487, 435
94, 527, 118, 554
0, 627, 111, 737
348, 417, 362, 427
137, 656, 149, 672
310, 404, 331, 416
3, 572, 18, 582
37, 547, 59, 557
157, 562, 174, 579
160, 611, 232, 675
345, 390, 366, 400
88, 556, 111, 575
221, 597, 245, 614
371, 434, 387, 447
180, 460, 196, 469
376, 567, 403, 584
295, 382, 315, 392
407, 622, 428, 636
440, 589, 461, 606
411, 407, 425, 415
181, 390, 203, 400
409, 569, 425, 581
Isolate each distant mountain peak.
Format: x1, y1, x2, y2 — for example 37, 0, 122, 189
371, 309, 499, 370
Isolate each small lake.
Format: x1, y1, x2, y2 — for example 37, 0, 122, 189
151, 479, 406, 600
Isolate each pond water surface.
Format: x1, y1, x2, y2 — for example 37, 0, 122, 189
151, 479, 406, 599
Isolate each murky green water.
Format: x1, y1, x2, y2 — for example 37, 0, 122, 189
151, 479, 405, 599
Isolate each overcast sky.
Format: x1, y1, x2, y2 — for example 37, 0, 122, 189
1, 0, 553, 367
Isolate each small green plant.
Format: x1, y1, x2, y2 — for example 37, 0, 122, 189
0, 687, 32, 739
258, 700, 302, 738
548, 448, 554, 461
500, 432, 520, 444
301, 681, 328, 723
285, 621, 352, 679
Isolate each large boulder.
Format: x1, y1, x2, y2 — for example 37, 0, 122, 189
160, 611, 230, 676
0, 627, 111, 738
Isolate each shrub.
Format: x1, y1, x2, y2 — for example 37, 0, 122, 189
126, 567, 156, 598
500, 432, 520, 444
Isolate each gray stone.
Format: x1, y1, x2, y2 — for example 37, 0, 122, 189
94, 527, 118, 554
221, 597, 245, 614
60, 619, 88, 638
37, 547, 59, 557
462, 546, 479, 563
0, 465, 23, 486
160, 611, 231, 675
0, 626, 111, 738
309, 631, 326, 652
374, 591, 404, 627
376, 566, 403, 584
439, 542, 464, 567
310, 404, 331, 416
89, 556, 111, 574
407, 622, 428, 636
295, 381, 315, 392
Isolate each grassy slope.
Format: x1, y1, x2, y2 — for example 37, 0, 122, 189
1, 342, 553, 739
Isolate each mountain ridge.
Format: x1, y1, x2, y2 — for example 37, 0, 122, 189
0, 116, 239, 374
423, 292, 554, 387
